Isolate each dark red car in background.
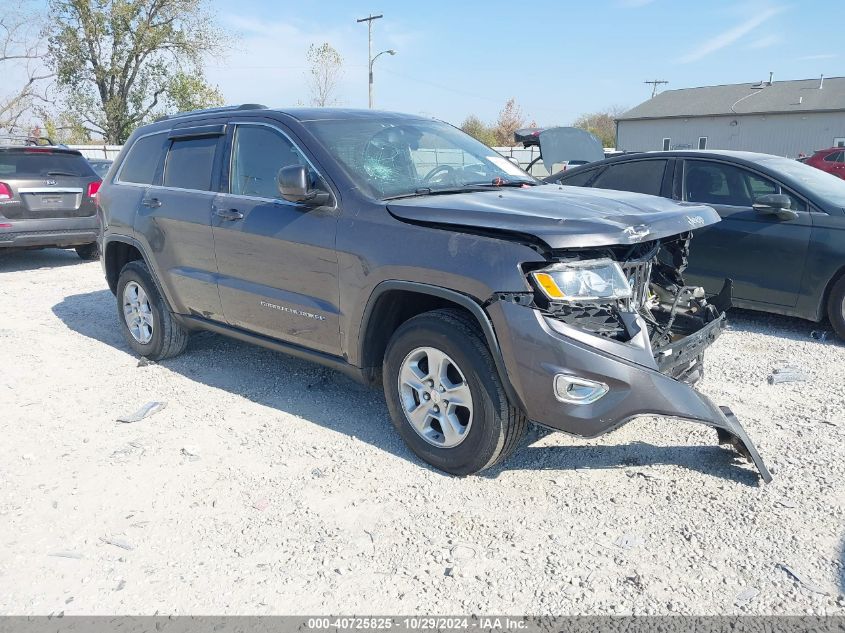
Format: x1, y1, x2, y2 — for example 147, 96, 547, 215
804, 147, 845, 179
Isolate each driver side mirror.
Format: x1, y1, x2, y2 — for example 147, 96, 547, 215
277, 165, 332, 206
752, 193, 799, 220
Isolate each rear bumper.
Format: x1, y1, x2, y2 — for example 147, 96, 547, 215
489, 301, 771, 482
0, 217, 98, 248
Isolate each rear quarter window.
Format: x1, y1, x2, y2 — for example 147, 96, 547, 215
118, 133, 168, 185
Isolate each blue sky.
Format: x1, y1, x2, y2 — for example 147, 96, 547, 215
204, 0, 842, 126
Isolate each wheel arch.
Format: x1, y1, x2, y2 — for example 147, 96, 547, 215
357, 281, 526, 412
818, 263, 845, 322
104, 237, 145, 294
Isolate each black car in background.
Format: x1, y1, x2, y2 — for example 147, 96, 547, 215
88, 158, 113, 179
548, 151, 845, 338
0, 137, 102, 259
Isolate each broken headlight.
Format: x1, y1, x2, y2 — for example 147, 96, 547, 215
531, 259, 632, 303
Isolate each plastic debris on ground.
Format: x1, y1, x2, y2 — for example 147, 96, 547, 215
767, 366, 807, 385
117, 401, 167, 423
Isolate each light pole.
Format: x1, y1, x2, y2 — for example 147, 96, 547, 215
368, 49, 396, 109
357, 14, 396, 108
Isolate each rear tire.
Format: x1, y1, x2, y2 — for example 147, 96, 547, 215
75, 243, 99, 260
116, 260, 189, 360
827, 275, 845, 340
382, 308, 527, 475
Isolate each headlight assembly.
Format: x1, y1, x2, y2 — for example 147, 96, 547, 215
531, 258, 632, 302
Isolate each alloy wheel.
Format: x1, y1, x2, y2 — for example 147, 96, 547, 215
122, 281, 154, 344
397, 346, 474, 448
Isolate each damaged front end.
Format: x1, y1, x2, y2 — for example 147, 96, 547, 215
534, 233, 731, 385
498, 232, 771, 482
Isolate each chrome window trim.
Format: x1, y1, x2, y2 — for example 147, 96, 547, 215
18, 187, 83, 194
146, 185, 218, 195
225, 120, 337, 209
114, 130, 170, 186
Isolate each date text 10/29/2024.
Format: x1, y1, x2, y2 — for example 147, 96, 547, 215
307, 618, 528, 631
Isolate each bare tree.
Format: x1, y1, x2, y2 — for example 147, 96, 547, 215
306, 42, 343, 107
0, 9, 52, 133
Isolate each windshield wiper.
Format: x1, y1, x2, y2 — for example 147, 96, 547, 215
466, 178, 538, 188
383, 179, 538, 200
46, 170, 79, 176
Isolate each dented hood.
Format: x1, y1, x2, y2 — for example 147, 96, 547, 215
386, 184, 720, 249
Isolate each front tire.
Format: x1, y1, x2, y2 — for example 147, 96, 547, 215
383, 308, 527, 475
827, 275, 845, 340
75, 243, 99, 260
116, 260, 189, 360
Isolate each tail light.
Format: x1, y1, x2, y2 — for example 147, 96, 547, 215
87, 180, 102, 198
0, 182, 11, 199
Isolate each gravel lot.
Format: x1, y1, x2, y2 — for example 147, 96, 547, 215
0, 248, 843, 616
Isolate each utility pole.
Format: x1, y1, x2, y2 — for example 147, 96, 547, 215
357, 14, 383, 108
644, 80, 668, 98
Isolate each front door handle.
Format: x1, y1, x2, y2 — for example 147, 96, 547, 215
215, 208, 244, 221
141, 197, 161, 208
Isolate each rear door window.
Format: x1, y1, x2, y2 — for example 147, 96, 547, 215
119, 134, 168, 185
163, 136, 218, 191
0, 150, 96, 178
591, 160, 667, 196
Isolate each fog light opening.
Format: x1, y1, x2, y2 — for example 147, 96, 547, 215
554, 374, 609, 405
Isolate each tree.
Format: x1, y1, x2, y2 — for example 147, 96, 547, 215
572, 106, 628, 148
45, 0, 228, 143
0, 8, 51, 133
42, 111, 94, 144
306, 42, 343, 107
492, 98, 527, 147
160, 72, 224, 114
460, 114, 497, 147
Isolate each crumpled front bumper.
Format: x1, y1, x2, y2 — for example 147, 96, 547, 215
488, 300, 771, 482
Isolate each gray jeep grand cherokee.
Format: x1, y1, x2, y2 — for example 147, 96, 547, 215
98, 105, 771, 481
0, 138, 101, 259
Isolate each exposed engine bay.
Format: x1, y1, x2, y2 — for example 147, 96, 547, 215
522, 233, 732, 384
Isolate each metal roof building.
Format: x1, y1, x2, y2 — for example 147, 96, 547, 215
616, 76, 845, 158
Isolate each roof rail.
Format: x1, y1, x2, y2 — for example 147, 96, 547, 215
0, 135, 56, 147
154, 104, 268, 122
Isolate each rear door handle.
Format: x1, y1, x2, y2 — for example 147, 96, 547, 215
214, 208, 244, 221
141, 197, 161, 208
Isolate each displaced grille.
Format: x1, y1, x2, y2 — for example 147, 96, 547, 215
555, 303, 626, 338
621, 260, 653, 310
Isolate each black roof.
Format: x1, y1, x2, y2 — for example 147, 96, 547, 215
580, 149, 794, 168
159, 104, 432, 124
